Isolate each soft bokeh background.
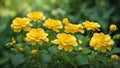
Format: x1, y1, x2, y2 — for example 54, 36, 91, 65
0, 0, 120, 67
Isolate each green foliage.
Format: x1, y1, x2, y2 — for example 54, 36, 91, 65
0, 0, 120, 68
11, 54, 26, 67
40, 54, 52, 63
112, 48, 120, 53
48, 45, 58, 54
73, 54, 89, 65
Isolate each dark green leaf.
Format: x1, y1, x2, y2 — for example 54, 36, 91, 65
48, 46, 58, 54
82, 47, 91, 54
40, 54, 52, 63
24, 45, 30, 54
73, 54, 89, 65
11, 54, 26, 67
112, 48, 120, 53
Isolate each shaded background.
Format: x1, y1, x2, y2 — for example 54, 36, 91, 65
0, 0, 120, 67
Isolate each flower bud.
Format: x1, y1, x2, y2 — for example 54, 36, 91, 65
31, 49, 38, 55
111, 54, 119, 60
78, 47, 83, 51
18, 47, 24, 52
110, 24, 118, 31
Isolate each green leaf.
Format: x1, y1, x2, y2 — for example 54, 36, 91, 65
40, 50, 48, 54
0, 54, 13, 64
82, 47, 91, 54
40, 54, 52, 63
112, 48, 120, 53
75, 34, 84, 40
48, 46, 58, 54
11, 54, 26, 67
73, 54, 89, 65
16, 43, 24, 48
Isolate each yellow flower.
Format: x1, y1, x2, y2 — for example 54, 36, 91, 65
63, 18, 84, 34
18, 47, 24, 52
64, 24, 84, 34
31, 49, 38, 55
43, 18, 63, 32
52, 33, 77, 51
63, 18, 70, 25
25, 28, 49, 45
111, 54, 119, 60
27, 11, 46, 21
82, 21, 100, 31
110, 24, 118, 31
11, 18, 32, 32
78, 47, 83, 51
90, 33, 114, 53
11, 37, 16, 45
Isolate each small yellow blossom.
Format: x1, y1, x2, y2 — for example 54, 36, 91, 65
43, 19, 63, 32
110, 24, 118, 31
78, 47, 83, 51
27, 11, 46, 21
25, 28, 49, 45
64, 24, 84, 34
78, 40, 82, 45
11, 18, 32, 32
111, 54, 119, 60
11, 37, 16, 45
63, 18, 70, 25
31, 49, 38, 55
90, 33, 114, 53
82, 21, 100, 31
52, 33, 77, 51
63, 18, 84, 34
18, 47, 24, 52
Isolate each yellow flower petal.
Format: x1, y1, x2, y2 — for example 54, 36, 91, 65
58, 45, 64, 50
64, 45, 73, 52
101, 46, 107, 53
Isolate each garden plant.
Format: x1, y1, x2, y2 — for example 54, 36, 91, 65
5, 11, 120, 68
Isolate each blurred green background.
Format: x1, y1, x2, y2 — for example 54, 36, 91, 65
0, 0, 120, 67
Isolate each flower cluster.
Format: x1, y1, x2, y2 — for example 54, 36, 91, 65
7, 11, 120, 68
10, 11, 119, 53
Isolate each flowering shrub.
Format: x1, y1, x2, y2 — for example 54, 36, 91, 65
6, 11, 120, 68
